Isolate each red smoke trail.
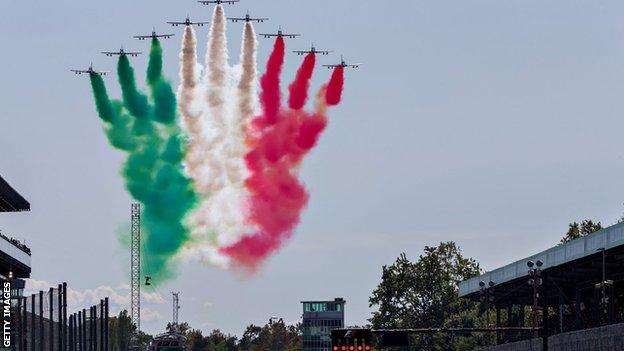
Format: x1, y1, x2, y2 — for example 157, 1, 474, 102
288, 53, 316, 110
220, 42, 340, 272
259, 37, 285, 125
326, 66, 344, 106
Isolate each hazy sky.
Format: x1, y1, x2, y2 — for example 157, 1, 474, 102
2, 0, 624, 336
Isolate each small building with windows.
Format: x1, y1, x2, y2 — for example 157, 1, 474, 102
302, 298, 346, 351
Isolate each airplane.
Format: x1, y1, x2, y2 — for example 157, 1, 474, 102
198, 0, 239, 5
134, 28, 174, 40
168, 15, 209, 27
260, 26, 300, 39
323, 56, 361, 69
101, 46, 142, 57
71, 63, 108, 76
293, 43, 332, 56
228, 11, 268, 23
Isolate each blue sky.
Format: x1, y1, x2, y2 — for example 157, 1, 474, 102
2, 0, 624, 336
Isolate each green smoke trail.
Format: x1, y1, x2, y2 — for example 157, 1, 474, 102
147, 38, 164, 86
89, 38, 197, 284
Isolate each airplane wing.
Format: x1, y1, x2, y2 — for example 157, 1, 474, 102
71, 69, 108, 76
348, 64, 362, 68
294, 50, 332, 55
133, 35, 151, 40
156, 34, 175, 39
167, 22, 185, 26
227, 17, 246, 22
193, 21, 210, 26
322, 65, 340, 69
262, 33, 299, 38
102, 51, 142, 57
198, 0, 239, 3
251, 18, 269, 23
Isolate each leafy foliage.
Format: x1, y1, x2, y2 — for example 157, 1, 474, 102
108, 310, 152, 351
560, 220, 602, 243
148, 320, 300, 351
368, 242, 493, 350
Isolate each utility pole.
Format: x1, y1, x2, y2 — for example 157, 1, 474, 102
130, 203, 141, 349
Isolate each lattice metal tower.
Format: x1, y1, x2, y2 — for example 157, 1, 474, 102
131, 203, 141, 338
172, 292, 180, 329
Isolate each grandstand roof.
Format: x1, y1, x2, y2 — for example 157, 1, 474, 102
0, 175, 30, 212
459, 221, 624, 299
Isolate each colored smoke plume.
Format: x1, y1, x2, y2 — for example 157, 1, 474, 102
89, 39, 197, 284
326, 66, 344, 106
87, 8, 347, 275
182, 4, 258, 268
219, 37, 340, 272
288, 53, 316, 110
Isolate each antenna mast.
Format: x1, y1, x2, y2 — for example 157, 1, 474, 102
131, 203, 141, 346
172, 292, 180, 331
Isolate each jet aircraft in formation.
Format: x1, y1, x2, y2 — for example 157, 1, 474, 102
228, 11, 268, 23
101, 46, 142, 57
71, 63, 108, 76
198, 0, 239, 5
260, 26, 300, 39
73, 1, 362, 77
323, 56, 361, 69
134, 28, 174, 40
168, 16, 210, 27
293, 43, 332, 56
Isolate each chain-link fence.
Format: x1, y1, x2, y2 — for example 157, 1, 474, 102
9, 282, 109, 351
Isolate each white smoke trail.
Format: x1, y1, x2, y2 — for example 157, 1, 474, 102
181, 5, 258, 267
225, 22, 257, 187
204, 3, 229, 146
178, 26, 206, 189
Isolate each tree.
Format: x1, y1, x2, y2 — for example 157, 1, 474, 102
109, 310, 133, 351
560, 220, 602, 243
369, 242, 489, 350
186, 329, 208, 351
239, 325, 263, 350
205, 329, 238, 351
166, 322, 191, 335
108, 310, 152, 351
237, 322, 301, 351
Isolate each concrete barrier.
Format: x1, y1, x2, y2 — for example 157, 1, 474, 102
477, 338, 542, 351
548, 323, 624, 351
476, 323, 624, 351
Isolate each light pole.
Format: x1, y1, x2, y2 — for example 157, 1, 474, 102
594, 248, 613, 325
479, 280, 495, 327
527, 260, 543, 338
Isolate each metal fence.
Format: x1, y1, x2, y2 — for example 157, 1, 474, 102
10, 282, 109, 351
